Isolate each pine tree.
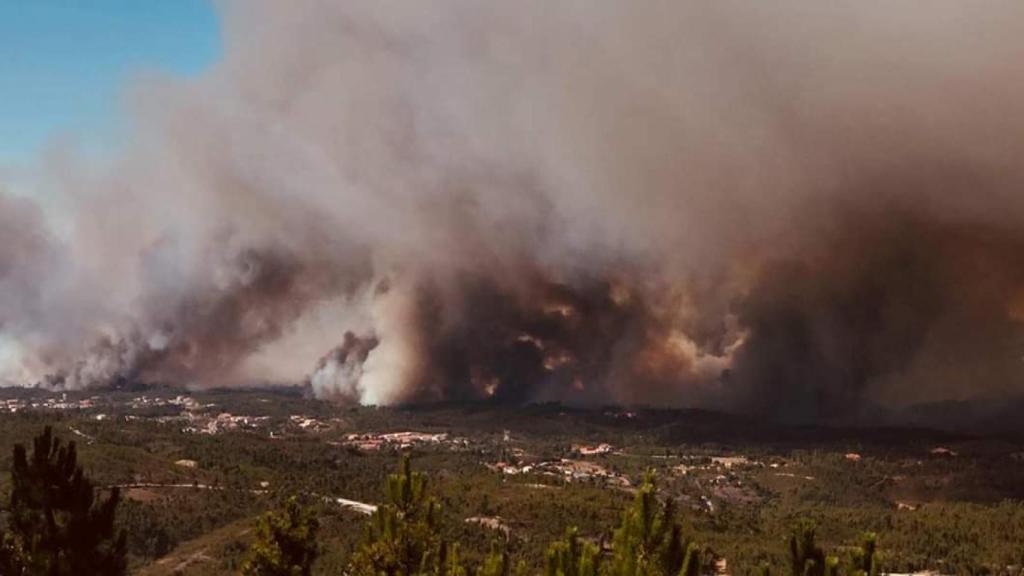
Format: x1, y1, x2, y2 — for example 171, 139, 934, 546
544, 527, 600, 576
349, 455, 464, 576
788, 523, 838, 576
606, 473, 700, 576
480, 542, 510, 576
850, 533, 880, 576
7, 426, 127, 575
678, 542, 701, 576
241, 496, 320, 576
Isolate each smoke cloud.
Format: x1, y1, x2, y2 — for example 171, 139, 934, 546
4, 1, 1024, 420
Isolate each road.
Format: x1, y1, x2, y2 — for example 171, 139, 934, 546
107, 482, 378, 515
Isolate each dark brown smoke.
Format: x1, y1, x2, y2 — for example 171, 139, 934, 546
3, 1, 1024, 422
389, 271, 722, 406
732, 208, 1024, 420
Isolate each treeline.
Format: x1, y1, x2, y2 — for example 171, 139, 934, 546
242, 456, 881, 576
1, 427, 881, 576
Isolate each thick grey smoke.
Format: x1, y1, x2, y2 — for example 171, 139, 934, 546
4, 1, 1024, 420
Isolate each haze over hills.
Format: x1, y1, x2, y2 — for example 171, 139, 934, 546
3, 2, 1024, 426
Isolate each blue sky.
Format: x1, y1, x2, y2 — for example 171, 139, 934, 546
0, 0, 221, 165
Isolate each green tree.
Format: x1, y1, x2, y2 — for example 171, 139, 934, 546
7, 426, 127, 575
788, 523, 838, 576
480, 542, 528, 576
544, 527, 599, 576
480, 543, 510, 576
349, 455, 464, 576
241, 496, 320, 576
849, 533, 879, 576
606, 473, 700, 576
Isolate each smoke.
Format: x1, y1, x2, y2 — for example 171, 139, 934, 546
0, 194, 56, 386
4, 1, 1024, 420
311, 331, 379, 403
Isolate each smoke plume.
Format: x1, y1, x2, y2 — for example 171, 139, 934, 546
4, 1, 1024, 420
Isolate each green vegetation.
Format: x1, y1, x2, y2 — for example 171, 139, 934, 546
339, 458, 889, 576
349, 455, 464, 576
1, 389, 1023, 575
544, 528, 598, 576
241, 496, 320, 576
786, 522, 837, 576
2, 426, 127, 575
850, 533, 879, 576
606, 474, 700, 576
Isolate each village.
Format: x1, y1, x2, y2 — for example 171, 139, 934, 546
0, 386, 1018, 573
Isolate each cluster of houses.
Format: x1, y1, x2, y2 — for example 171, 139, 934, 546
340, 431, 470, 451
178, 412, 271, 435
489, 457, 631, 487
0, 393, 100, 413
0, 393, 214, 415
2, 391, 352, 436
